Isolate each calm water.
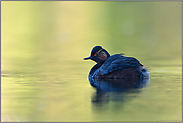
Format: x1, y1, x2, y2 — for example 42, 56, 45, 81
2, 1, 182, 122
2, 60, 182, 122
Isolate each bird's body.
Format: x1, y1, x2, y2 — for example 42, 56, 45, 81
84, 46, 149, 79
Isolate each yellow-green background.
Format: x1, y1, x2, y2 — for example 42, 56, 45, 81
1, 1, 182, 122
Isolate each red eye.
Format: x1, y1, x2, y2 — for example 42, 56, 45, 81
94, 54, 97, 56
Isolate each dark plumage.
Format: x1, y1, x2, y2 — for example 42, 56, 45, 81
84, 46, 149, 79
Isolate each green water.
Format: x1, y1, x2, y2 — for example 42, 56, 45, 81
1, 1, 182, 122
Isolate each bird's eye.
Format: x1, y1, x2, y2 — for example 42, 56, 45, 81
94, 54, 97, 56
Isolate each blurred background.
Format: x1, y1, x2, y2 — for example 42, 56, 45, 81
1, 1, 182, 122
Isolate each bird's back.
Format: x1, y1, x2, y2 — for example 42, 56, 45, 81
92, 54, 148, 79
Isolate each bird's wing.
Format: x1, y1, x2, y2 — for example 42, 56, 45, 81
99, 54, 143, 75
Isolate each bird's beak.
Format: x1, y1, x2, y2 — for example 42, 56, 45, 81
84, 56, 92, 60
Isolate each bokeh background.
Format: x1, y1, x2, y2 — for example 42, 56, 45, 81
1, 1, 182, 122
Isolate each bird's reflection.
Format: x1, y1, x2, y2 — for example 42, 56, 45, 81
89, 77, 150, 104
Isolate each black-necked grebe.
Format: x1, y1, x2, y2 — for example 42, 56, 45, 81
84, 46, 149, 79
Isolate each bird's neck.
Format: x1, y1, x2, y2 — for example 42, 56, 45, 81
89, 63, 103, 77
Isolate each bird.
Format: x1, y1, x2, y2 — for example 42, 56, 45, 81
84, 46, 149, 79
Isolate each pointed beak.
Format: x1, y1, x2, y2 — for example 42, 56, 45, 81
84, 56, 92, 60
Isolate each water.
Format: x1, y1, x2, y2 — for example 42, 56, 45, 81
2, 61, 181, 122
1, 1, 182, 122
